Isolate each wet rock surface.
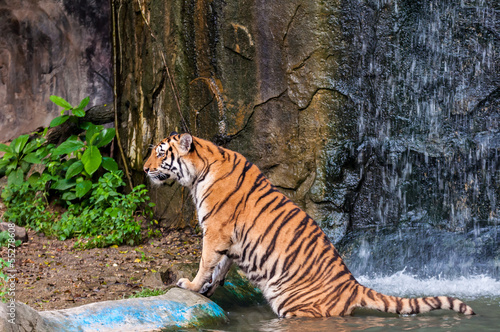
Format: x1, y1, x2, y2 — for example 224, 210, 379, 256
116, 0, 499, 237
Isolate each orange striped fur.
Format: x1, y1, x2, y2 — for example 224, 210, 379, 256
144, 133, 475, 317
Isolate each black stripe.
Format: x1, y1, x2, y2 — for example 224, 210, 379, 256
271, 196, 291, 212
367, 289, 375, 301
280, 302, 312, 317
255, 186, 278, 205
217, 146, 226, 158
413, 298, 420, 313
340, 283, 359, 316
324, 280, 355, 313
282, 241, 304, 271
209, 160, 253, 216
244, 173, 266, 208
447, 297, 454, 310
409, 298, 415, 314
396, 297, 403, 314
268, 258, 279, 280
176, 158, 185, 178
288, 216, 314, 248
259, 208, 301, 269
422, 297, 432, 310
377, 293, 389, 312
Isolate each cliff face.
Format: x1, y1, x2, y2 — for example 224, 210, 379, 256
115, 0, 499, 238
0, 0, 112, 142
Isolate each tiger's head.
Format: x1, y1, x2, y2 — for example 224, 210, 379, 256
144, 132, 195, 187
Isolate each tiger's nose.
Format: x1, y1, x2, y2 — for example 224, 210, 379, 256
144, 166, 149, 173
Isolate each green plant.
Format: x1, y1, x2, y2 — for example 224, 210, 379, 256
0, 95, 156, 248
0, 258, 12, 302
0, 232, 21, 248
1, 178, 56, 234
46, 96, 117, 201
0, 133, 45, 182
127, 287, 166, 298
60, 171, 155, 248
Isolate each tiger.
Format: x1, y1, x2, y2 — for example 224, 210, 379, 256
144, 132, 475, 317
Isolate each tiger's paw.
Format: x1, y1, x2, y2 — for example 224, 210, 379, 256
200, 280, 214, 295
177, 278, 194, 291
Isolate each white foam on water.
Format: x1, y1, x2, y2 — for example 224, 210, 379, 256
356, 270, 500, 300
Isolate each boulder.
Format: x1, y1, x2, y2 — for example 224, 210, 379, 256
0, 222, 28, 243
0, 288, 227, 332
0, 301, 51, 332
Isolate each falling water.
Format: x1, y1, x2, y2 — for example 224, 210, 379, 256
353, 0, 498, 231
335, 0, 499, 292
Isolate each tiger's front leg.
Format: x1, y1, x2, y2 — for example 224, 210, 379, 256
177, 232, 230, 293
200, 255, 233, 296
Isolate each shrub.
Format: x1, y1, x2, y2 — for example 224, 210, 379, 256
0, 96, 156, 248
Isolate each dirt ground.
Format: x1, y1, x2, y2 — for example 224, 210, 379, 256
1, 214, 202, 311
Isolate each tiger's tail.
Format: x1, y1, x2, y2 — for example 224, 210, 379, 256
357, 285, 475, 315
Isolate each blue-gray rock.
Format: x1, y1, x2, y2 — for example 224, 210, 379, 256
1, 288, 227, 332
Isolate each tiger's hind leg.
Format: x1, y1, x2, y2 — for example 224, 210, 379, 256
200, 255, 233, 297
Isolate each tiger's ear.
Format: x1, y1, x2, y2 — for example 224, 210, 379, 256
179, 133, 193, 154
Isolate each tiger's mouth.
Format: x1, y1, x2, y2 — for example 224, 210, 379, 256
147, 172, 171, 184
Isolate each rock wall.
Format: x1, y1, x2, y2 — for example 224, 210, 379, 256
116, 0, 499, 238
0, 0, 112, 142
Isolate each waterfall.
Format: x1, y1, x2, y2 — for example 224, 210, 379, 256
343, 0, 499, 229
333, 0, 499, 287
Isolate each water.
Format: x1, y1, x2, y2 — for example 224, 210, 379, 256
199, 274, 500, 332
337, 226, 500, 279
340, 0, 500, 232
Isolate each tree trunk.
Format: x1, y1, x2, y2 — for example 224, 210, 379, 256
41, 104, 115, 145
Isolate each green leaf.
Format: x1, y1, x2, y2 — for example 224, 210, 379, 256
7, 168, 24, 186
75, 180, 92, 198
72, 108, 86, 117
85, 124, 103, 146
20, 161, 31, 173
52, 140, 85, 156
51, 179, 76, 190
0, 143, 13, 153
94, 129, 116, 148
12, 135, 29, 154
23, 140, 41, 154
105, 207, 120, 218
66, 161, 84, 179
79, 122, 93, 131
22, 153, 41, 164
5, 159, 17, 175
62, 191, 77, 201
50, 115, 70, 128
0, 157, 11, 168
50, 95, 73, 109
81, 145, 102, 175
102, 157, 118, 172
78, 96, 90, 109
27, 173, 40, 186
